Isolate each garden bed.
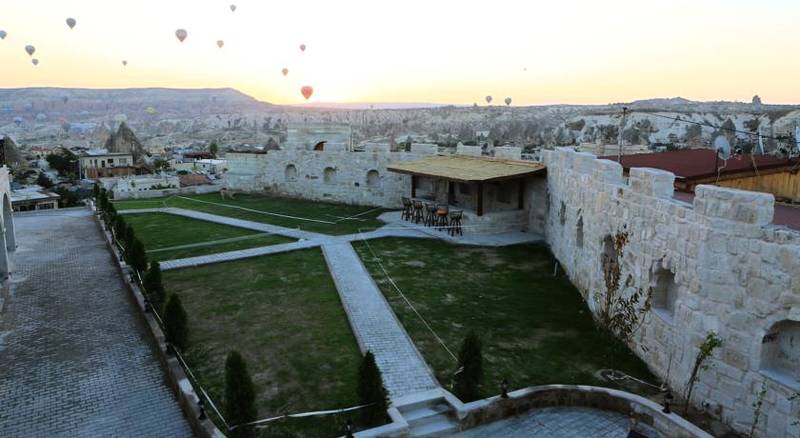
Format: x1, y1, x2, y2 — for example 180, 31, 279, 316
353, 238, 659, 400
114, 193, 389, 235
123, 213, 293, 262
162, 250, 366, 437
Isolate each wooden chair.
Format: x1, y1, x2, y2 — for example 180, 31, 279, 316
401, 197, 413, 221
449, 210, 463, 236
412, 200, 425, 224
435, 204, 449, 231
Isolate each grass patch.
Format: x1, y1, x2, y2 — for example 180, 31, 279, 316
353, 238, 658, 399
122, 213, 293, 262
163, 251, 366, 437
114, 193, 390, 235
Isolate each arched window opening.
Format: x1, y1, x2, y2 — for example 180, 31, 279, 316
366, 170, 380, 188
285, 164, 297, 182
323, 167, 337, 184
760, 320, 800, 387
576, 216, 584, 248
651, 268, 678, 323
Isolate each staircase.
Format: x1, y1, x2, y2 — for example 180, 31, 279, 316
397, 396, 458, 437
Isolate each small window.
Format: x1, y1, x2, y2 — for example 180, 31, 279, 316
285, 164, 298, 182
108, 158, 114, 164
366, 170, 380, 188
323, 167, 336, 184
651, 268, 679, 323
760, 320, 800, 387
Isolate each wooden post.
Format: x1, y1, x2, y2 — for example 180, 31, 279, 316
411, 175, 417, 198
518, 178, 525, 210
477, 182, 484, 216
448, 180, 455, 205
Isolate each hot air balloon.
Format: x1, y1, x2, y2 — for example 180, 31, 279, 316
504, 97, 512, 106
485, 95, 492, 104
66, 18, 76, 29
216, 40, 224, 48
13, 117, 22, 127
146, 106, 157, 115
32, 58, 39, 66
62, 96, 69, 104
122, 60, 128, 66
0, 30, 7, 40
25, 45, 35, 56
175, 29, 187, 43
281, 68, 289, 76
299, 44, 306, 52
230, 4, 237, 12
301, 86, 313, 100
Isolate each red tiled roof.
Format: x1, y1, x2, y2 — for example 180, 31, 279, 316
602, 149, 798, 181
179, 174, 211, 187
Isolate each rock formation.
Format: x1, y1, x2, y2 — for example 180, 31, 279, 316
103, 122, 147, 163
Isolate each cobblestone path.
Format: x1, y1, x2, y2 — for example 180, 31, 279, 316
0, 209, 191, 437
454, 406, 641, 437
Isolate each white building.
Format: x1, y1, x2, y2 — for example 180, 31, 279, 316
101, 174, 179, 195
194, 159, 227, 175
79, 149, 134, 179
10, 186, 60, 212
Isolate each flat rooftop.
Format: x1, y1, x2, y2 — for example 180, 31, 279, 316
387, 155, 546, 183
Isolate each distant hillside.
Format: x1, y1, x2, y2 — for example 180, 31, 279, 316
0, 87, 272, 124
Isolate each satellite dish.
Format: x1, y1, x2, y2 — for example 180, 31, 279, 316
713, 135, 731, 159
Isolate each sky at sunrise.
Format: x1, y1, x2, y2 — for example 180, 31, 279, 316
2, 0, 799, 105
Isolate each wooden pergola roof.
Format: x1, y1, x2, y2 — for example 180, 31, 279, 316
387, 155, 546, 183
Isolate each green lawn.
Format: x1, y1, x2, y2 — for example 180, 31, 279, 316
162, 251, 366, 437
114, 193, 390, 235
122, 213, 293, 262
353, 238, 658, 400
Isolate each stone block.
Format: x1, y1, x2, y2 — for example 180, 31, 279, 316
592, 159, 624, 185
694, 185, 774, 226
456, 144, 482, 156
628, 167, 675, 199
572, 152, 596, 175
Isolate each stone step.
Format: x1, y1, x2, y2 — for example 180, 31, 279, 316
408, 416, 458, 438
402, 402, 452, 423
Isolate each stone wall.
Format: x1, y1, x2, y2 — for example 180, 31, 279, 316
542, 148, 800, 437
225, 149, 437, 207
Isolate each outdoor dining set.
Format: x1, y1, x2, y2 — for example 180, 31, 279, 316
401, 197, 463, 236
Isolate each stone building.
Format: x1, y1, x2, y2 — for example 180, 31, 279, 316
0, 166, 16, 282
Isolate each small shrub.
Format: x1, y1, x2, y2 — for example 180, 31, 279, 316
143, 261, 166, 308
163, 294, 188, 351
357, 351, 389, 427
129, 238, 148, 274
225, 351, 257, 437
454, 331, 483, 402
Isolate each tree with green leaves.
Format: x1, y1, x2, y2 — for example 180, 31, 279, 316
357, 351, 388, 427
129, 238, 148, 274
684, 331, 722, 415
36, 172, 54, 188
113, 216, 127, 241
93, 183, 100, 200
454, 331, 483, 402
163, 294, 188, 351
124, 223, 136, 253
45, 148, 78, 176
225, 351, 257, 437
143, 261, 166, 309
209, 141, 219, 158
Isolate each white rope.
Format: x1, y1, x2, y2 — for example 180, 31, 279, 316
173, 348, 231, 430
236, 403, 372, 429
333, 206, 383, 223
174, 196, 336, 224
357, 229, 458, 362
146, 233, 275, 253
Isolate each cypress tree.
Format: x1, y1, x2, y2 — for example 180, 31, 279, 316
163, 294, 188, 351
113, 216, 127, 242
225, 351, 257, 437
143, 261, 166, 308
454, 331, 483, 402
357, 351, 388, 426
124, 223, 136, 252
93, 183, 100, 200
129, 238, 148, 274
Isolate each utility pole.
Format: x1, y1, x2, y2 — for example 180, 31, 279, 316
617, 106, 628, 163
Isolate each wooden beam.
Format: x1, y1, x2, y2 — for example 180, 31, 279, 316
518, 178, 525, 209
477, 182, 484, 216
411, 175, 417, 198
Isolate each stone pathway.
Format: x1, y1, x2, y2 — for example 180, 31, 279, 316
454, 406, 644, 438
0, 209, 191, 437
160, 239, 321, 270
321, 242, 439, 399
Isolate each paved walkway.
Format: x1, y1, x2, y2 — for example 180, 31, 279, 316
0, 209, 191, 437
454, 406, 657, 438
322, 242, 439, 399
